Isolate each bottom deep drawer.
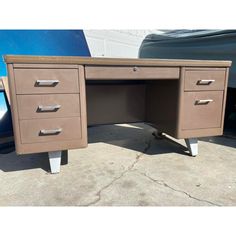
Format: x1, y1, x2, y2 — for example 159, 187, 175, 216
20, 117, 82, 144
182, 91, 224, 130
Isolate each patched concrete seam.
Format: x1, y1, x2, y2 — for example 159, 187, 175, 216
136, 170, 221, 206
83, 138, 153, 206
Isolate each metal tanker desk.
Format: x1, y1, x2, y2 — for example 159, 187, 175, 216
4, 55, 232, 173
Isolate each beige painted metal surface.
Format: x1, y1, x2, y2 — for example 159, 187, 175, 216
4, 55, 231, 156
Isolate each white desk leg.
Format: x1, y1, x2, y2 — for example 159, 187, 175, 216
48, 151, 61, 173
185, 138, 198, 156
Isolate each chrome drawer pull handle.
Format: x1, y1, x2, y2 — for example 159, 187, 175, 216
133, 66, 138, 72
196, 99, 213, 105
36, 80, 59, 86
38, 105, 61, 112
197, 79, 215, 85
40, 128, 62, 135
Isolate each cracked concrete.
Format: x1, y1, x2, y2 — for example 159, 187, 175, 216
84, 138, 152, 206
136, 170, 221, 206
0, 123, 235, 206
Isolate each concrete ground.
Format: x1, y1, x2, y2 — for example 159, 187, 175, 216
0, 123, 235, 206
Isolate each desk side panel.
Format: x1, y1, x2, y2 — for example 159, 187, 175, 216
146, 80, 179, 137
7, 64, 22, 152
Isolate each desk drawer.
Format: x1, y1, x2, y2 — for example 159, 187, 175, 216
184, 69, 226, 91
14, 68, 79, 94
20, 117, 82, 144
85, 66, 180, 80
182, 91, 224, 130
17, 94, 81, 119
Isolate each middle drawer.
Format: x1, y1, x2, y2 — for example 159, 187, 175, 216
17, 94, 81, 119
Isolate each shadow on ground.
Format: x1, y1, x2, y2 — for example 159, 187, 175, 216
0, 148, 68, 173
0, 123, 190, 173
1, 122, 235, 173
199, 128, 236, 149
88, 123, 189, 156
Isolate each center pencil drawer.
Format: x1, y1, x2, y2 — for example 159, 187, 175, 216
17, 94, 81, 119
14, 68, 79, 94
20, 117, 82, 144
85, 66, 180, 79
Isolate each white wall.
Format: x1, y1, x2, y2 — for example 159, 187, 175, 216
84, 30, 163, 58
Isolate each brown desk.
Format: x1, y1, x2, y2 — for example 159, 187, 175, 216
4, 55, 232, 173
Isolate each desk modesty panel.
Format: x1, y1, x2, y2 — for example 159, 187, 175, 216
4, 56, 231, 159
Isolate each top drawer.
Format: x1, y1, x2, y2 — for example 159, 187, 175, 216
85, 66, 180, 80
184, 69, 226, 91
14, 68, 79, 94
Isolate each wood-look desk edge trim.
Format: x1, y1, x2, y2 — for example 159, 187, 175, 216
4, 55, 232, 67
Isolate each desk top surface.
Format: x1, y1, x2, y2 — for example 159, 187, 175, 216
4, 55, 232, 67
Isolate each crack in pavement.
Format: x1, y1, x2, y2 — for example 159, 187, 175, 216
82, 136, 222, 207
83, 138, 153, 206
136, 170, 221, 206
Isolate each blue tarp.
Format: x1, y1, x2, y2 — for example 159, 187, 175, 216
0, 30, 91, 137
